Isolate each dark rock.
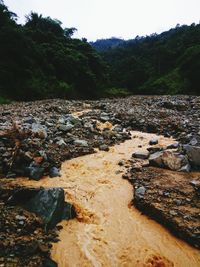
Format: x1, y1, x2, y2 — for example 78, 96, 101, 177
8, 187, 74, 229
135, 186, 146, 200
99, 144, 109, 151
132, 151, 149, 160
149, 139, 158, 145
28, 167, 45, 181
147, 147, 163, 154
49, 167, 61, 178
184, 145, 200, 167
43, 258, 58, 267
166, 143, 179, 149
62, 202, 76, 220
149, 151, 164, 167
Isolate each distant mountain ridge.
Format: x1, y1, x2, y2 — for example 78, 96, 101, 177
91, 23, 200, 95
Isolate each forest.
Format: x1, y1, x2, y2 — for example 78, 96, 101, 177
0, 0, 200, 103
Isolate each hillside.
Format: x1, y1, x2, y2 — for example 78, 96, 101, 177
94, 24, 200, 95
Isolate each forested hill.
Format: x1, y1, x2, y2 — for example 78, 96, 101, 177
90, 38, 125, 52
0, 1, 108, 101
0, 0, 200, 103
92, 24, 200, 95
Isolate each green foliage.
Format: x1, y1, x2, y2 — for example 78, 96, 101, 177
0, 96, 10, 104
0, 3, 108, 100
97, 23, 200, 95
1, 0, 200, 100
103, 87, 131, 97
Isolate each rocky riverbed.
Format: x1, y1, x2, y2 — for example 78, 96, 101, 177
0, 95, 200, 266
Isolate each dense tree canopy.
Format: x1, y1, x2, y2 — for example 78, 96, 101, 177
0, 1, 107, 101
0, 0, 199, 103
93, 23, 200, 95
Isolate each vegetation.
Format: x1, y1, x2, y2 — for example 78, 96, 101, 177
0, 0, 107, 100
0, 0, 200, 101
94, 24, 200, 95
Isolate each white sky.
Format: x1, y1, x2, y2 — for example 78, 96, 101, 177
4, 0, 200, 41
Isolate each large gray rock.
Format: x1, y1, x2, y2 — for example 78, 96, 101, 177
8, 187, 76, 229
184, 145, 200, 167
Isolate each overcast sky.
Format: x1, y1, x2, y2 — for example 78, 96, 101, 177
4, 0, 200, 41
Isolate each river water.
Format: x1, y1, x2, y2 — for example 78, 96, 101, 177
16, 131, 200, 267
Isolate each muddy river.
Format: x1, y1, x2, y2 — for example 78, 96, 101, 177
16, 132, 200, 267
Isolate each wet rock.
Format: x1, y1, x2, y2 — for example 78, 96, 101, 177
149, 139, 158, 145
132, 151, 150, 160
49, 167, 61, 178
166, 143, 179, 149
135, 186, 146, 200
99, 144, 109, 151
9, 187, 71, 229
43, 258, 58, 267
62, 202, 76, 220
28, 167, 45, 181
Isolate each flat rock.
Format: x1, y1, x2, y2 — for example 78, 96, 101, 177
132, 151, 150, 160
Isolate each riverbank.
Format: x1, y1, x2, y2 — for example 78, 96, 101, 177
0, 96, 200, 266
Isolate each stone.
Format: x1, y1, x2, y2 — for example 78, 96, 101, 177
74, 139, 88, 147
166, 143, 179, 149
149, 139, 158, 145
56, 139, 66, 146
62, 202, 76, 220
49, 167, 61, 178
31, 123, 47, 139
28, 167, 45, 181
99, 144, 109, 151
43, 258, 58, 267
135, 186, 146, 200
162, 151, 190, 171
58, 123, 74, 132
9, 188, 69, 229
149, 151, 164, 167
184, 145, 200, 167
132, 151, 150, 160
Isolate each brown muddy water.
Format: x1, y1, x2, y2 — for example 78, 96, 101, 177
15, 132, 200, 267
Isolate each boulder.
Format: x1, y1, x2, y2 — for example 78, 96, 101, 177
8, 187, 76, 229
184, 145, 200, 167
149, 151, 164, 167
149, 150, 190, 172
162, 151, 188, 171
